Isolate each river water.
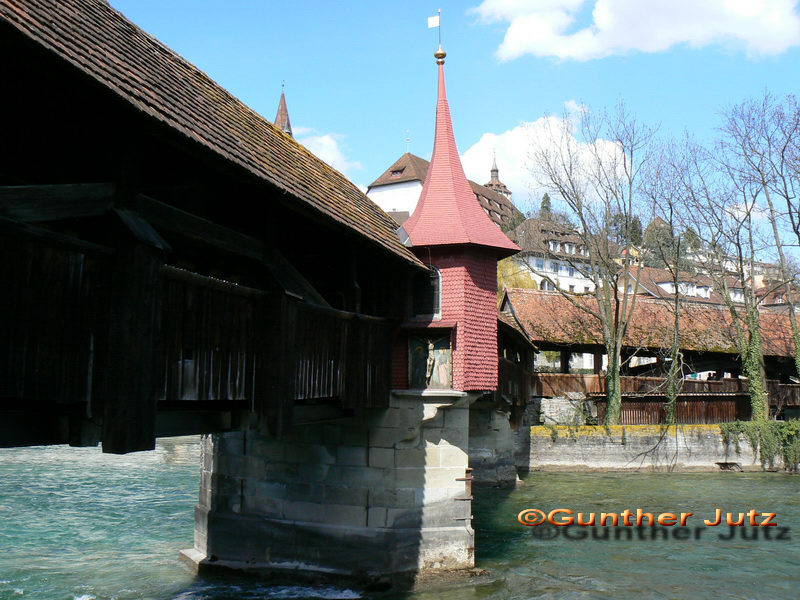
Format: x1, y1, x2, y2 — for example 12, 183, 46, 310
0, 437, 797, 600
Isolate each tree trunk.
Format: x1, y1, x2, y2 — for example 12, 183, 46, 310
605, 348, 622, 425
744, 306, 769, 421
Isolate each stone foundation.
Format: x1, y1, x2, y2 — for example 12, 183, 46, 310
181, 390, 478, 584
526, 425, 759, 471
468, 402, 517, 486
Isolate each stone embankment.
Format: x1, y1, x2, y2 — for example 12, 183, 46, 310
524, 424, 759, 472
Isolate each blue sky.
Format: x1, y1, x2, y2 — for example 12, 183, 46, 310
111, 0, 800, 213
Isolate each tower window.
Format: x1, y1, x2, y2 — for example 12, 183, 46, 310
412, 265, 441, 317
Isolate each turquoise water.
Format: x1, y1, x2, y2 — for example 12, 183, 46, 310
0, 438, 798, 600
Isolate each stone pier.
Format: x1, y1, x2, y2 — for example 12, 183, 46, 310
180, 390, 478, 585
468, 400, 518, 487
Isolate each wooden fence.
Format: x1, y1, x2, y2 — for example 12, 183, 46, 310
595, 397, 751, 425
533, 373, 799, 424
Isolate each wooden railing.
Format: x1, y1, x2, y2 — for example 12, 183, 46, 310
292, 302, 392, 410
159, 266, 392, 415
532, 373, 800, 402
532, 373, 800, 424
496, 358, 531, 404
595, 398, 751, 425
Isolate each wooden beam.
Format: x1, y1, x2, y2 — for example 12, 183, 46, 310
0, 216, 114, 255
134, 194, 329, 306
134, 193, 262, 260
114, 208, 171, 252
0, 183, 114, 222
101, 242, 164, 454
560, 350, 571, 374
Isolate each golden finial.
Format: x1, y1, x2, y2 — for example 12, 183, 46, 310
434, 45, 446, 64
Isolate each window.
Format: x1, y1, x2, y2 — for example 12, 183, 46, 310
551, 261, 559, 273
584, 286, 590, 293
390, 168, 405, 178
548, 240, 558, 252
412, 266, 441, 317
560, 263, 569, 275
542, 280, 556, 291
535, 258, 545, 270
568, 266, 575, 277
568, 285, 575, 293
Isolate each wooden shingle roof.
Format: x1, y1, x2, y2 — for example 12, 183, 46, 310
504, 288, 794, 357
0, 0, 421, 267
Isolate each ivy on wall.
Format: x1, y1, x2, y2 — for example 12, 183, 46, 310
720, 420, 800, 472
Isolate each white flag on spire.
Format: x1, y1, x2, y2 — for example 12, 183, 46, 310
427, 14, 440, 28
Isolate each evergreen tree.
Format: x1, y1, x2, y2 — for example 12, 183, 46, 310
629, 216, 643, 246
539, 193, 553, 220
642, 218, 675, 268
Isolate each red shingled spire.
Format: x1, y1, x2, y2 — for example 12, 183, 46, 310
274, 88, 292, 137
402, 51, 519, 256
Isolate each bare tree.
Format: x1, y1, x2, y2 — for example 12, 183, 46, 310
678, 136, 771, 421
719, 93, 800, 381
640, 141, 693, 423
527, 103, 654, 424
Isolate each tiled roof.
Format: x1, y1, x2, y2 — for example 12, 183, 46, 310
508, 218, 585, 257
504, 288, 793, 357
400, 61, 519, 255
369, 153, 431, 188
0, 0, 421, 268
368, 152, 521, 228
632, 266, 751, 306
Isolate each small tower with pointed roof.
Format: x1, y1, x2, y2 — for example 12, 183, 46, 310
396, 45, 519, 392
274, 87, 292, 137
484, 153, 512, 201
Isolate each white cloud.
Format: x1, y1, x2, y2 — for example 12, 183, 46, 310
297, 130, 363, 178
471, 0, 800, 61
462, 100, 597, 214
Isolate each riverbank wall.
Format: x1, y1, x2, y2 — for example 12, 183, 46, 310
523, 424, 760, 472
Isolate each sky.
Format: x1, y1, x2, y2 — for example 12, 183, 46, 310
110, 0, 800, 215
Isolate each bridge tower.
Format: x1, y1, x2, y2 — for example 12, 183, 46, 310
182, 46, 518, 588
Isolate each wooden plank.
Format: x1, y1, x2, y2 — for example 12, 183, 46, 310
0, 183, 115, 222
101, 242, 163, 454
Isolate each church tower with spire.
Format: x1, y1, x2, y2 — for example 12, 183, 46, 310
397, 45, 519, 392
485, 153, 512, 201
274, 87, 292, 137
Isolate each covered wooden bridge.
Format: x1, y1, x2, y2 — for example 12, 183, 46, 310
501, 288, 800, 423
0, 0, 425, 454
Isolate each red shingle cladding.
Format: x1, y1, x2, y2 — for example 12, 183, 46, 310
402, 63, 519, 255
429, 247, 499, 391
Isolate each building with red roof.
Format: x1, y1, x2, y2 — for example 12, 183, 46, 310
392, 46, 519, 393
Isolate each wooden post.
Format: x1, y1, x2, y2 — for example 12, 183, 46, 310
560, 350, 570, 374
593, 350, 603, 374
101, 242, 163, 453
255, 293, 296, 437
